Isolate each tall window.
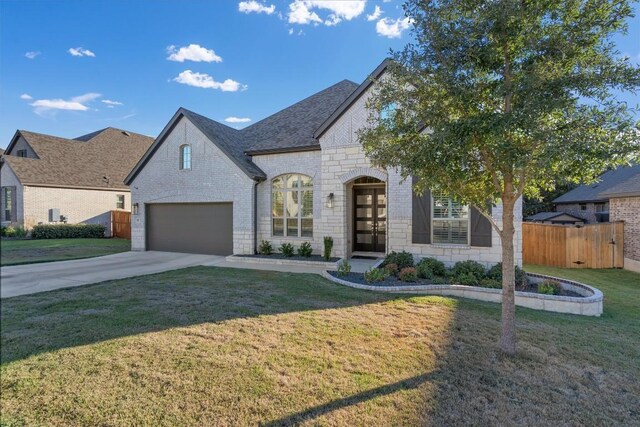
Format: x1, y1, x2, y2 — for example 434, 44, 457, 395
432, 192, 469, 244
272, 174, 313, 237
180, 144, 191, 170
380, 102, 397, 121
3, 187, 12, 222
116, 194, 125, 209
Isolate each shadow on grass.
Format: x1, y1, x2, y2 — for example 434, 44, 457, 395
1, 266, 410, 364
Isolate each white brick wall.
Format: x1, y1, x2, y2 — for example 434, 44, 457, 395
1, 162, 129, 236
129, 116, 255, 254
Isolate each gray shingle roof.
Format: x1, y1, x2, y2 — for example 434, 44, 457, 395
526, 211, 584, 221
241, 80, 359, 154
2, 128, 154, 190
553, 164, 640, 203
599, 169, 640, 198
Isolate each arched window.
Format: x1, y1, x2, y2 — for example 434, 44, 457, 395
272, 174, 313, 237
180, 144, 191, 170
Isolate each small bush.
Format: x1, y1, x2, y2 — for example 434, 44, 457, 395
487, 263, 529, 288
279, 242, 295, 257
432, 276, 449, 285
398, 267, 418, 282
479, 278, 502, 289
258, 240, 273, 255
384, 263, 398, 276
455, 272, 481, 286
383, 251, 414, 269
0, 226, 5, 237
298, 242, 313, 257
31, 224, 104, 239
450, 260, 486, 285
364, 268, 388, 283
3, 226, 28, 238
337, 259, 352, 277
416, 257, 446, 279
323, 236, 334, 261
538, 279, 561, 295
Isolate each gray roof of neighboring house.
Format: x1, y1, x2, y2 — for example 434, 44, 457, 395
599, 168, 640, 198
553, 164, 640, 204
1, 128, 154, 190
126, 79, 362, 184
526, 211, 585, 221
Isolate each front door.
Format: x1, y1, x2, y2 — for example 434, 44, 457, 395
353, 187, 386, 252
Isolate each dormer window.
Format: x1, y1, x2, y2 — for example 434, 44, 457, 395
17, 149, 27, 158
180, 145, 191, 170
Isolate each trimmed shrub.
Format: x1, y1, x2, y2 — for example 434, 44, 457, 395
364, 267, 388, 283
455, 272, 481, 286
538, 279, 561, 295
479, 278, 502, 289
432, 276, 449, 285
383, 251, 414, 269
416, 257, 446, 279
450, 260, 486, 283
384, 263, 398, 277
3, 226, 28, 238
0, 226, 5, 237
323, 236, 334, 261
298, 242, 313, 257
337, 259, 352, 277
31, 224, 105, 239
279, 242, 295, 257
258, 240, 273, 255
487, 263, 529, 288
398, 267, 418, 282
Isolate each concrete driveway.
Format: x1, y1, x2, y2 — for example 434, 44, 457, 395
1, 251, 224, 298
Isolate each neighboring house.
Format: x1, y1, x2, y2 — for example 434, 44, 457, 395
125, 60, 522, 265
553, 164, 640, 223
1, 128, 154, 234
525, 211, 585, 225
599, 169, 640, 273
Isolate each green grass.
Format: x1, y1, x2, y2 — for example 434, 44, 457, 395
1, 266, 639, 426
0, 238, 130, 266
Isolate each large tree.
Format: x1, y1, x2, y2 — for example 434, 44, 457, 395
359, 0, 640, 355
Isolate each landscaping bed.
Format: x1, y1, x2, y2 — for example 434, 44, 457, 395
235, 253, 341, 263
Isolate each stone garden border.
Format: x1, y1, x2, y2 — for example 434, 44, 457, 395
226, 255, 339, 269
322, 271, 604, 316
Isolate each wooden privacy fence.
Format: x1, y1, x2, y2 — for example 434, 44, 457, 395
523, 221, 624, 268
111, 210, 131, 239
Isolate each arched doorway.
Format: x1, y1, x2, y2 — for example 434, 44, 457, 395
352, 176, 386, 253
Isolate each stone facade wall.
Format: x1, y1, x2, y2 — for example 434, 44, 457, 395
129, 116, 255, 254
252, 150, 323, 253
609, 196, 640, 266
556, 202, 608, 223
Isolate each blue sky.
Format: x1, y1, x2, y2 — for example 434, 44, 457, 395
1, 0, 638, 148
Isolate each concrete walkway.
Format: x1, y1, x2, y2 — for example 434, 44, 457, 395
1, 251, 223, 298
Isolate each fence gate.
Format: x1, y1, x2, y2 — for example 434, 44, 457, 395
522, 221, 624, 268
111, 210, 131, 240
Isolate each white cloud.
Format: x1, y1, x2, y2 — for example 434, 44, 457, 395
173, 70, 247, 92
28, 92, 101, 114
288, 28, 294, 35
25, 51, 40, 59
166, 44, 222, 63
224, 116, 252, 123
68, 47, 96, 57
238, 1, 275, 14
376, 16, 411, 38
20, 94, 33, 100
102, 99, 123, 108
367, 5, 382, 21
287, 1, 366, 26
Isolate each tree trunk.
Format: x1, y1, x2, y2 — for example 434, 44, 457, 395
499, 194, 517, 356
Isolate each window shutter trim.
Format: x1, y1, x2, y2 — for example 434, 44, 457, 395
411, 176, 431, 244
470, 204, 492, 247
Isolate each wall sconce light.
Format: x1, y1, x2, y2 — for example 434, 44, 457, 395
326, 193, 334, 208
132, 203, 139, 215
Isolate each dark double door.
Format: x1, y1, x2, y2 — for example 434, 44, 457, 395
353, 187, 386, 253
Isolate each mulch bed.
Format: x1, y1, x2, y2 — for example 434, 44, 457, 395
235, 254, 341, 262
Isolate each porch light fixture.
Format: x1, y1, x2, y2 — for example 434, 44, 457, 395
326, 193, 334, 208
132, 203, 139, 215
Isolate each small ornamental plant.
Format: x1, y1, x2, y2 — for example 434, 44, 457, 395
279, 242, 295, 257
298, 242, 313, 257
258, 240, 273, 255
384, 263, 399, 277
538, 279, 561, 295
323, 236, 334, 261
398, 267, 418, 282
337, 259, 352, 277
364, 268, 388, 283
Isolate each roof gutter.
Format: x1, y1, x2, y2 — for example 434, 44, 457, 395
245, 145, 321, 156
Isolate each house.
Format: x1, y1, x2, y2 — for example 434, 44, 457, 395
525, 211, 585, 225
125, 60, 522, 265
1, 128, 154, 234
599, 168, 640, 272
553, 164, 640, 223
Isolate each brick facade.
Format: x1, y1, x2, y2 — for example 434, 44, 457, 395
609, 196, 640, 268
555, 202, 608, 223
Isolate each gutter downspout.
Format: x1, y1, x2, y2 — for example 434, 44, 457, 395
253, 179, 259, 254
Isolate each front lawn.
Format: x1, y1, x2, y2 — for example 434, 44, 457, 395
1, 266, 638, 425
0, 238, 130, 266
